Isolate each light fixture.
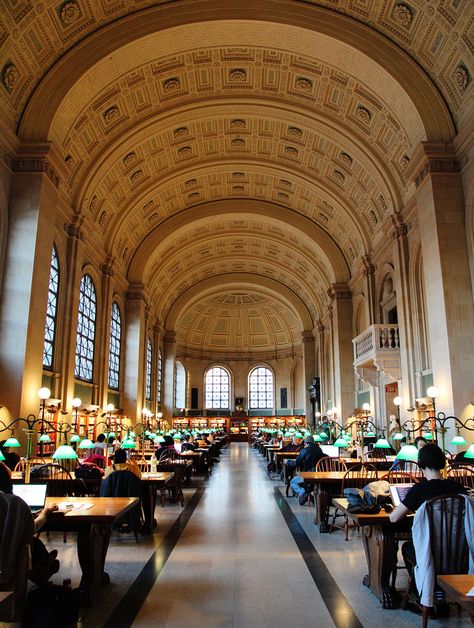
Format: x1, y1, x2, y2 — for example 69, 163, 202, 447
0, 451, 4, 461
333, 436, 348, 447
319, 431, 329, 440
392, 432, 405, 440
106, 403, 115, 412
4, 434, 20, 448
362, 402, 371, 414
396, 444, 419, 462
393, 397, 402, 406
451, 434, 467, 446
464, 444, 474, 459
426, 386, 439, 399
72, 398, 81, 408
78, 438, 95, 449
70, 434, 81, 443
313, 434, 322, 442
38, 433, 51, 443
374, 437, 391, 449
422, 432, 434, 440
365, 431, 376, 438
52, 444, 78, 460
122, 435, 136, 449
38, 387, 51, 401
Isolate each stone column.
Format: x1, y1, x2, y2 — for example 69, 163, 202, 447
362, 255, 376, 325
315, 320, 325, 412
390, 215, 416, 409
407, 142, 474, 417
301, 330, 316, 429
123, 285, 146, 420
0, 144, 63, 419
328, 284, 354, 421
97, 258, 114, 410
162, 332, 176, 422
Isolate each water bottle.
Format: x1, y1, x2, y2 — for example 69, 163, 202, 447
150, 454, 157, 473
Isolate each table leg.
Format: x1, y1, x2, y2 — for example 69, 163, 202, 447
361, 524, 397, 609
315, 486, 330, 532
77, 523, 111, 603
141, 485, 157, 534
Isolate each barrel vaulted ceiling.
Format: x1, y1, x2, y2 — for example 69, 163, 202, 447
1, 1, 471, 353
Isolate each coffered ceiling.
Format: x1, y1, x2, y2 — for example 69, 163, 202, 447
1, 0, 472, 353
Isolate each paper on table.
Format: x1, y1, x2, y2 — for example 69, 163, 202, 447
467, 585, 474, 596
57, 501, 93, 511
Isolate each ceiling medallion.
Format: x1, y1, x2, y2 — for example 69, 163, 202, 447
163, 77, 181, 91
59, 1, 81, 26
232, 172, 245, 179
400, 154, 410, 167
2, 64, 18, 91
185, 178, 197, 187
339, 151, 353, 166
277, 192, 289, 201
279, 179, 292, 189
392, 3, 413, 26
178, 146, 192, 156
284, 146, 298, 156
295, 77, 312, 91
130, 170, 144, 184
174, 126, 189, 137
65, 155, 74, 168
89, 196, 98, 213
188, 192, 200, 200
287, 126, 303, 138
229, 68, 247, 82
123, 152, 136, 166
454, 65, 469, 91
233, 186, 245, 193
143, 201, 154, 212
230, 119, 246, 129
103, 106, 119, 122
356, 105, 372, 122
333, 170, 345, 183
231, 137, 245, 147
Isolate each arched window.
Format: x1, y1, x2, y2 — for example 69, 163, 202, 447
43, 246, 59, 369
174, 361, 186, 409
157, 348, 162, 405
145, 338, 152, 401
249, 366, 274, 409
205, 366, 230, 409
75, 274, 96, 381
108, 302, 121, 389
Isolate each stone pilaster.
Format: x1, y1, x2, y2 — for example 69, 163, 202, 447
162, 331, 177, 421
301, 330, 316, 428
362, 255, 376, 325
123, 284, 147, 420
97, 257, 115, 410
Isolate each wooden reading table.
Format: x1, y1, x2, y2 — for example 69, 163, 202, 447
45, 496, 138, 604
140, 471, 174, 533
297, 471, 346, 532
332, 497, 413, 609
437, 575, 474, 620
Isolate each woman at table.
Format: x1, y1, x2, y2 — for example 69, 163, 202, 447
104, 448, 141, 479
0, 440, 20, 472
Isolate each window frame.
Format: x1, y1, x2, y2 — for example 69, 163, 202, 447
248, 365, 274, 410
204, 365, 231, 410
107, 301, 122, 390
43, 245, 60, 370
145, 338, 152, 401
74, 274, 97, 382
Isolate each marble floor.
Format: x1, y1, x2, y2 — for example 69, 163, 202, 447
41, 443, 470, 627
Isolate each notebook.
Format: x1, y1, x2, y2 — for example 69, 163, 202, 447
12, 483, 47, 513
389, 483, 414, 507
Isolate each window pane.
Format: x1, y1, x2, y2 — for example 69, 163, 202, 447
157, 349, 162, 405
146, 339, 152, 400
107, 302, 121, 389
175, 361, 186, 408
74, 275, 96, 381
204, 366, 230, 409
43, 247, 59, 368
248, 367, 274, 409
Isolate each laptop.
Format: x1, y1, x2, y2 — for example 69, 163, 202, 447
12, 484, 47, 513
389, 483, 414, 507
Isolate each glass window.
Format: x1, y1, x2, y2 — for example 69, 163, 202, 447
108, 302, 121, 389
174, 361, 186, 409
249, 366, 274, 409
75, 274, 96, 381
157, 348, 162, 405
43, 246, 59, 369
205, 366, 230, 409
145, 338, 152, 400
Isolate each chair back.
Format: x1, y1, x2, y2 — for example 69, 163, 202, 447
366, 449, 386, 461
158, 448, 179, 462
342, 464, 378, 491
30, 463, 72, 480
381, 470, 420, 484
99, 470, 143, 534
424, 494, 468, 575
390, 460, 424, 479
13, 458, 45, 473
446, 464, 474, 488
315, 457, 347, 472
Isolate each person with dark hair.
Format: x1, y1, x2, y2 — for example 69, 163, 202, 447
181, 434, 197, 452
0, 440, 20, 472
288, 436, 325, 505
104, 447, 141, 479
94, 432, 107, 449
414, 436, 429, 450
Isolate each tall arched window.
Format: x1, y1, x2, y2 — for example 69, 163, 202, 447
145, 338, 152, 401
174, 361, 186, 409
249, 366, 274, 409
205, 366, 230, 409
75, 274, 96, 381
43, 246, 59, 369
108, 302, 121, 389
157, 348, 162, 406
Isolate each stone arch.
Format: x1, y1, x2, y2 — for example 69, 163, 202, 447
18, 1, 454, 142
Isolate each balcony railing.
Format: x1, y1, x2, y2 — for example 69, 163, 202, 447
353, 324, 400, 364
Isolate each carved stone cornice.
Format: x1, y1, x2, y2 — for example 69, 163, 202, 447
101, 255, 115, 277
361, 255, 376, 277
11, 142, 66, 189
164, 331, 177, 344
391, 214, 409, 240
406, 142, 460, 188
327, 283, 352, 301
126, 283, 146, 301
315, 319, 325, 334
301, 330, 314, 344
64, 215, 84, 241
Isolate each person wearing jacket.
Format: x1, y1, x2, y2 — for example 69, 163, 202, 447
288, 436, 325, 505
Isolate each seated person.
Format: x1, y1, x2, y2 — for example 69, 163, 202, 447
94, 432, 107, 450
267, 435, 302, 474
288, 436, 325, 505
83, 446, 107, 468
389, 444, 468, 599
181, 434, 197, 452
0, 440, 21, 472
104, 448, 141, 479
156, 435, 176, 457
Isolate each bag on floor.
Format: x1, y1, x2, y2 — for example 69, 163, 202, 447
23, 582, 81, 627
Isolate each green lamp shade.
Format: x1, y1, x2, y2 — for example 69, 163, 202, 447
365, 431, 376, 438
156, 436, 165, 443
129, 431, 136, 438
313, 434, 322, 442
69, 434, 81, 443
173, 432, 182, 439
319, 432, 329, 440
105, 432, 115, 440
122, 437, 136, 449
451, 435, 467, 446
78, 438, 95, 449
0, 451, 5, 461
38, 433, 51, 443
334, 437, 348, 447
464, 444, 474, 459
422, 432, 434, 440
396, 444, 419, 462
374, 438, 391, 449
4, 437, 20, 448
293, 431, 303, 438
343, 433, 352, 441
289, 428, 295, 433
148, 432, 157, 440
392, 432, 405, 440
284, 431, 292, 438
52, 445, 78, 460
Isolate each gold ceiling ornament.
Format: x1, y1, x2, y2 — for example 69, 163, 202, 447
59, 1, 81, 26
229, 68, 246, 82
295, 77, 312, 91
392, 3, 413, 27
454, 65, 469, 91
2, 63, 18, 91
356, 105, 372, 122
123, 152, 137, 166
103, 106, 120, 122
163, 77, 181, 91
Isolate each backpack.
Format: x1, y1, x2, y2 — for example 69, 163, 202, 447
74, 462, 104, 479
23, 583, 82, 627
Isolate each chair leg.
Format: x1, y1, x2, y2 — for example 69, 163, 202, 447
134, 531, 139, 543
344, 515, 349, 541
422, 605, 429, 628
329, 508, 338, 534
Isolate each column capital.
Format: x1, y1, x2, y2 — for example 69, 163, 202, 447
406, 141, 460, 188
11, 141, 67, 188
101, 255, 115, 277
64, 214, 84, 241
126, 283, 146, 301
391, 213, 409, 240
315, 319, 325, 334
327, 283, 352, 301
301, 330, 314, 343
361, 255, 376, 277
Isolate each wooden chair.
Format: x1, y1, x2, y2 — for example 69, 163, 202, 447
315, 457, 348, 473
155, 459, 187, 506
330, 463, 378, 540
13, 458, 45, 473
446, 465, 474, 489
389, 460, 424, 479
402, 494, 470, 627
